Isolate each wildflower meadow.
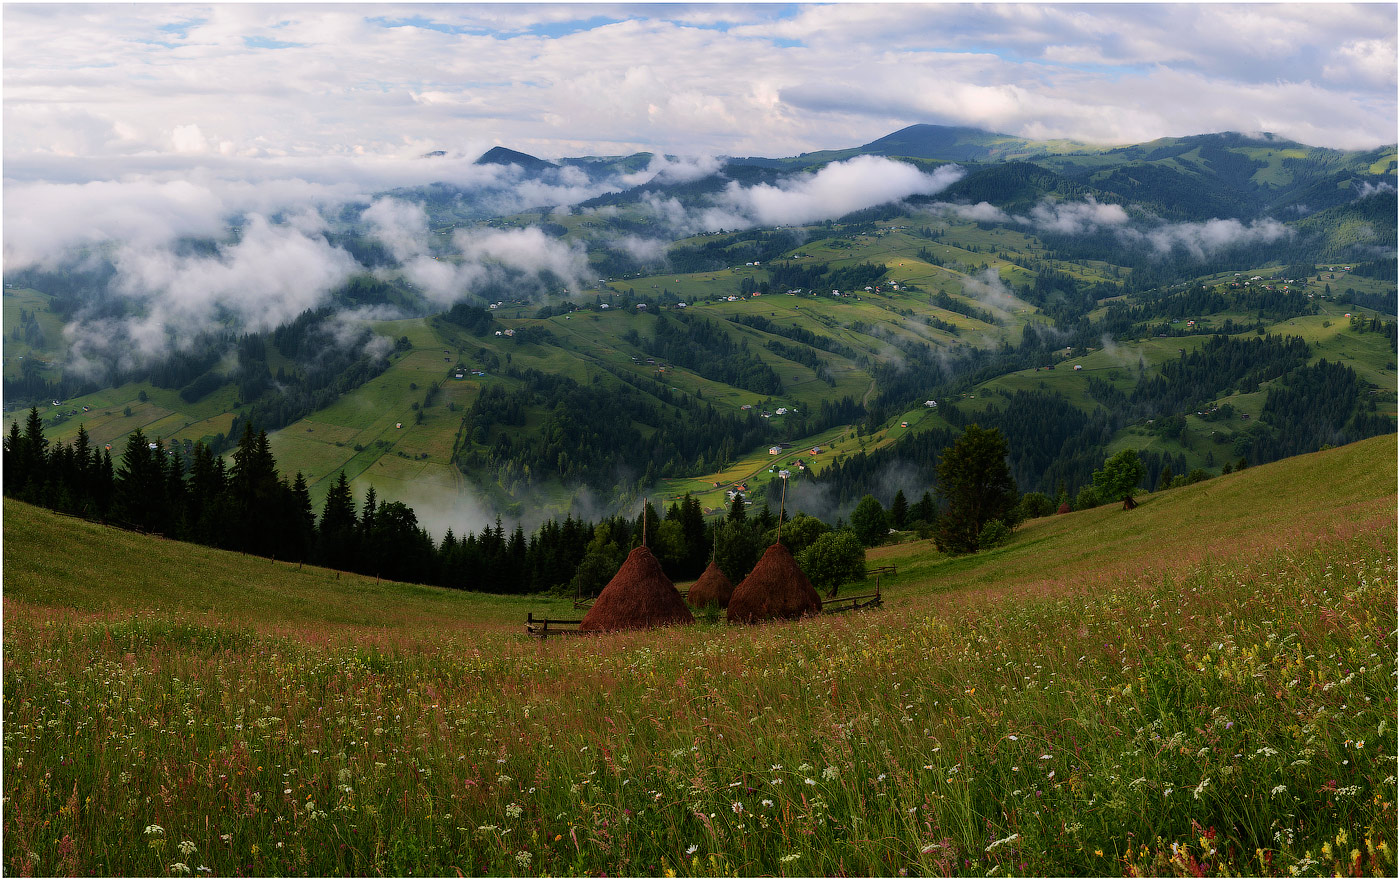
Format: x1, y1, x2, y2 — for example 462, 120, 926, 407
4, 435, 1396, 876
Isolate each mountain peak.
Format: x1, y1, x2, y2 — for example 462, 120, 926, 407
475, 146, 556, 171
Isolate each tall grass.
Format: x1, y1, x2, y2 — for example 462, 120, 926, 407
4, 437, 1396, 876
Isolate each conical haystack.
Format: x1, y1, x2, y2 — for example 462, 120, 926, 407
726, 542, 822, 624
687, 559, 735, 609
580, 545, 694, 632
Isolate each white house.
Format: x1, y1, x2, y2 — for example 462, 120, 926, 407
775, 407, 788, 415
924, 400, 937, 407
769, 445, 782, 455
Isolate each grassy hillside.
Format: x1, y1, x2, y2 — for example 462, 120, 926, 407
4, 434, 1395, 875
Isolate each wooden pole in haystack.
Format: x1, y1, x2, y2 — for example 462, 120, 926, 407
642, 497, 648, 547
777, 476, 787, 545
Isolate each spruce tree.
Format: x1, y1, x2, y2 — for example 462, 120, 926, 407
317, 471, 358, 568
890, 489, 910, 529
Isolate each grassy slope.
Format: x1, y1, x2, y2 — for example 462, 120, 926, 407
3, 435, 1395, 876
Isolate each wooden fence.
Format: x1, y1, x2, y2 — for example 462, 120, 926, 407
525, 612, 589, 638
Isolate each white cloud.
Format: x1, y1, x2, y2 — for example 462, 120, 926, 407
611, 235, 670, 266
933, 201, 1011, 223
961, 267, 1020, 317
63, 213, 359, 373
5, 3, 1391, 176
710, 156, 964, 229
1023, 197, 1130, 235
361, 197, 430, 263
1124, 217, 1294, 261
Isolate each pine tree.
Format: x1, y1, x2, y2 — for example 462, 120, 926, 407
288, 473, 315, 562
228, 424, 282, 555
914, 491, 936, 525
114, 429, 163, 532
317, 471, 358, 568
16, 407, 49, 503
890, 489, 910, 529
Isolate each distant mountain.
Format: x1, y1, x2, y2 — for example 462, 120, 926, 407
857, 124, 1098, 162
475, 146, 557, 171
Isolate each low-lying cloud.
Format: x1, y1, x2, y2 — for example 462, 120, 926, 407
707, 156, 965, 229
1024, 197, 1130, 235
1124, 217, 1293, 260
361, 197, 591, 304
961, 267, 1021, 316
63, 213, 360, 375
928, 196, 1294, 261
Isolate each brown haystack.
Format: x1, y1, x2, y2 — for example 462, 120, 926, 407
726, 542, 822, 624
580, 545, 694, 632
687, 559, 735, 609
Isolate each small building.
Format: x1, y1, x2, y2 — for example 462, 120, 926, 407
769, 445, 782, 455
810, 446, 822, 454
775, 407, 788, 415
600, 303, 610, 309
636, 303, 648, 310
1073, 364, 1083, 371
924, 400, 937, 407
504, 328, 515, 337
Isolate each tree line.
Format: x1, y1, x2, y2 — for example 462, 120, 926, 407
5, 408, 881, 596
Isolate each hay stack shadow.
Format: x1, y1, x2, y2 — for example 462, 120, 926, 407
726, 542, 822, 624
687, 558, 735, 609
580, 545, 694, 632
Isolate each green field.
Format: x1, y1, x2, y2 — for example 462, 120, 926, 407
4, 434, 1395, 876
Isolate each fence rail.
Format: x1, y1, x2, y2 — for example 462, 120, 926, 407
526, 612, 589, 638
867, 565, 897, 577
822, 589, 883, 614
